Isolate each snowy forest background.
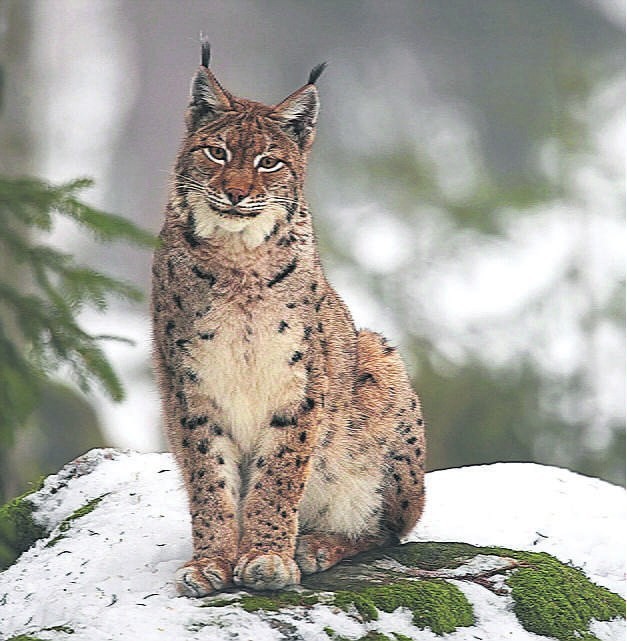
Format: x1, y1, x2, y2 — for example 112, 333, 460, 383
0, 0, 624, 502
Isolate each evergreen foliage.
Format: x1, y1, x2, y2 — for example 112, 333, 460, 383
0, 175, 155, 448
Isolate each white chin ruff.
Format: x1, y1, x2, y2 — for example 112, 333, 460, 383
188, 195, 284, 250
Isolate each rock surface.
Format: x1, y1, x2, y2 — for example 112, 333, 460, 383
0, 449, 624, 641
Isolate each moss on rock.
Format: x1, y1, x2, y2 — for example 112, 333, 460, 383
334, 578, 473, 634
506, 550, 625, 641
45, 494, 108, 548
202, 541, 624, 640
0, 480, 47, 570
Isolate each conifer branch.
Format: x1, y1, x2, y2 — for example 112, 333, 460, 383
0, 175, 156, 444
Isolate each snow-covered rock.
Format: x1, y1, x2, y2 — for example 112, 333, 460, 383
0, 449, 624, 641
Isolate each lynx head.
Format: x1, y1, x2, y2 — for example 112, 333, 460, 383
174, 39, 326, 248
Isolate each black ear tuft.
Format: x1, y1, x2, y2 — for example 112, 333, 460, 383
200, 35, 211, 68
308, 62, 327, 85
186, 42, 231, 130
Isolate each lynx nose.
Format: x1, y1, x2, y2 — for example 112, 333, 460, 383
225, 187, 249, 205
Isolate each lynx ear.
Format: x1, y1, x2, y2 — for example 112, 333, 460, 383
186, 39, 232, 130
272, 62, 327, 148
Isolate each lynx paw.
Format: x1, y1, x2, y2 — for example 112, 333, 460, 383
233, 551, 301, 590
295, 534, 344, 574
175, 557, 233, 597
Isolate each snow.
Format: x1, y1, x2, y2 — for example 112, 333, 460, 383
0, 450, 624, 641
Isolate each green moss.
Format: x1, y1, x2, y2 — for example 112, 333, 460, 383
381, 540, 486, 569
391, 634, 413, 641
335, 579, 473, 634
0, 479, 47, 570
45, 494, 108, 548
6, 636, 46, 641
322, 627, 354, 641
507, 550, 625, 641
346, 541, 625, 640
202, 542, 624, 640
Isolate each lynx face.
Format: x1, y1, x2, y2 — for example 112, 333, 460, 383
174, 62, 323, 247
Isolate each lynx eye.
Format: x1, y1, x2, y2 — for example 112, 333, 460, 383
256, 155, 284, 173
203, 146, 228, 164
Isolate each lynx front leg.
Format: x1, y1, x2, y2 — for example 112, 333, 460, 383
167, 383, 241, 597
234, 400, 319, 590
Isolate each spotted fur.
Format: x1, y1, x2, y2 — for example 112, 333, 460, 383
152, 45, 426, 597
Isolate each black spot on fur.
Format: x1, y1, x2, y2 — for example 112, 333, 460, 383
290, 351, 303, 364
411, 399, 417, 410
299, 431, 307, 443
416, 418, 424, 426
165, 320, 175, 335
192, 265, 216, 285
185, 369, 198, 383
181, 415, 208, 430
256, 457, 265, 468
357, 372, 375, 384
286, 302, 297, 309
270, 414, 297, 428
415, 448, 422, 457
173, 294, 182, 309
212, 425, 223, 436
181, 437, 190, 448
303, 326, 313, 340
217, 456, 224, 465
302, 397, 315, 412
268, 259, 297, 288
184, 229, 200, 247
176, 338, 191, 349
195, 304, 212, 319
407, 436, 418, 444
277, 232, 298, 247
401, 500, 409, 510
278, 320, 289, 333
196, 439, 208, 454
218, 480, 225, 489
199, 332, 214, 340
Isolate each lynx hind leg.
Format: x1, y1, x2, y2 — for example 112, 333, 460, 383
295, 532, 395, 575
356, 330, 426, 538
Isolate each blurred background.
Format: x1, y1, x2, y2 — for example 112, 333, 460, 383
0, 0, 624, 503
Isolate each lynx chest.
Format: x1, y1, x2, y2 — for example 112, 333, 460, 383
187, 293, 307, 453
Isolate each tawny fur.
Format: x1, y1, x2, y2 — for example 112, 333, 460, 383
151, 49, 426, 596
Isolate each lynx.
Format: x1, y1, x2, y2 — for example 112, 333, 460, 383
151, 40, 426, 597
